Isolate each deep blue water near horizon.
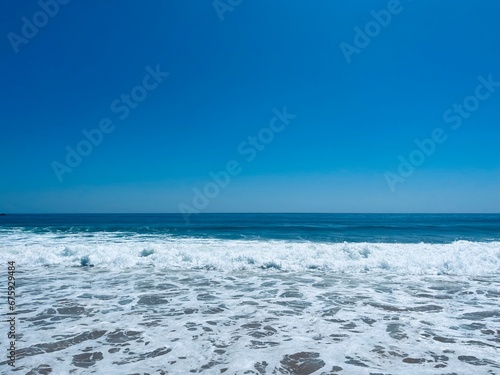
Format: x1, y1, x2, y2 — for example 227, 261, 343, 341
1, 213, 499, 243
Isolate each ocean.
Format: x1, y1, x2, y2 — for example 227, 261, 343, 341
0, 213, 499, 374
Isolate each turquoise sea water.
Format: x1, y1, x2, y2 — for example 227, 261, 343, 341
2, 213, 499, 242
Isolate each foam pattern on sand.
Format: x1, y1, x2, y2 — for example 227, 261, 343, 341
2, 268, 499, 374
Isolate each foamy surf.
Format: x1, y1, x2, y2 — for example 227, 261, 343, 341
2, 268, 500, 374
1, 215, 499, 374
0, 231, 499, 275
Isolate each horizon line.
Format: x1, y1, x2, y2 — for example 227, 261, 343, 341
1, 212, 499, 215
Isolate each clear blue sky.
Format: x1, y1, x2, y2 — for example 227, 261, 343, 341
1, 0, 499, 213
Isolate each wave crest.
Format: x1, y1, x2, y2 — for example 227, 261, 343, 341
0, 232, 499, 275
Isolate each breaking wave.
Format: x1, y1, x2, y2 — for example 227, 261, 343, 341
0, 231, 499, 275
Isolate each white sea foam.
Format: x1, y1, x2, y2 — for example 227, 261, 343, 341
4, 267, 500, 374
0, 231, 499, 275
